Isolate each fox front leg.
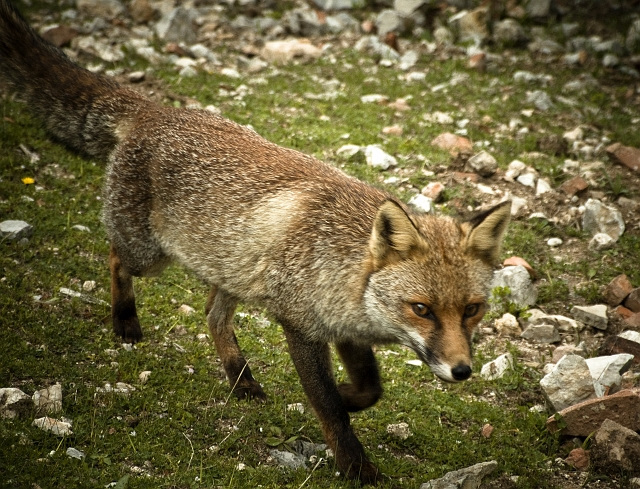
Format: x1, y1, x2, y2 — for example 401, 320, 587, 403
335, 341, 383, 412
109, 245, 143, 343
283, 327, 381, 485
205, 287, 266, 401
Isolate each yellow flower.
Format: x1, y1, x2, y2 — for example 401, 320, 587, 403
22, 177, 35, 184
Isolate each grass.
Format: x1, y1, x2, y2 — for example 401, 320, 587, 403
1, 2, 639, 488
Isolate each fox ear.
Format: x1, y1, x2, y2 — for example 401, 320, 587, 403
369, 200, 421, 269
463, 201, 511, 265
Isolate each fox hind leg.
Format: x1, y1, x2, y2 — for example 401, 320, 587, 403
110, 245, 142, 343
335, 341, 382, 412
205, 286, 266, 401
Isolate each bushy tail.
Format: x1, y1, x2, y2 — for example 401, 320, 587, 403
0, 0, 147, 159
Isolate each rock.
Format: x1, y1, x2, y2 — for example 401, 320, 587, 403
627, 19, 640, 53
521, 323, 560, 344
563, 127, 583, 144
546, 388, 640, 435
503, 256, 535, 277
526, 0, 550, 17
431, 132, 472, 156
139, 371, 152, 383
591, 419, 640, 475
129, 0, 156, 24
261, 39, 322, 64
535, 178, 552, 195
394, 0, 430, 15
0, 220, 33, 240
0, 388, 32, 419
540, 354, 598, 412
354, 35, 400, 61
547, 237, 562, 247
450, 7, 489, 45
66, 447, 85, 459
77, 0, 125, 19
363, 145, 397, 170
493, 18, 527, 46
586, 354, 634, 395
178, 304, 195, 315
311, 0, 362, 9
582, 198, 625, 241
375, 9, 406, 37
387, 422, 412, 440
466, 150, 497, 177
504, 159, 526, 181
560, 175, 588, 196
603, 274, 633, 306
420, 460, 497, 489
491, 266, 538, 307
589, 232, 615, 251
32, 417, 73, 436
600, 335, 640, 366
624, 288, 640, 313
526, 90, 554, 111
408, 194, 433, 213
421, 182, 444, 202
96, 382, 135, 395
290, 439, 326, 459
480, 353, 514, 380
269, 449, 307, 470
565, 448, 589, 471
620, 330, 640, 344
156, 7, 199, 45
552, 344, 586, 363
336, 144, 362, 160
433, 26, 454, 46
571, 304, 608, 330
523, 309, 582, 333
516, 172, 536, 188
494, 312, 521, 337
606, 142, 640, 172
41, 24, 78, 48
399, 50, 419, 71
626, 312, 640, 328
33, 383, 62, 415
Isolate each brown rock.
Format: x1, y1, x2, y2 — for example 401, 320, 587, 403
421, 181, 445, 202
606, 142, 640, 172
431, 132, 473, 157
626, 312, 640, 328
41, 25, 77, 48
624, 288, 640, 313
560, 175, 588, 196
603, 274, 633, 306
382, 125, 403, 136
565, 448, 589, 471
591, 419, 640, 475
481, 423, 494, 438
503, 256, 535, 277
546, 388, 640, 436
600, 336, 640, 365
468, 52, 486, 72
130, 0, 157, 24
452, 171, 480, 183
614, 305, 635, 319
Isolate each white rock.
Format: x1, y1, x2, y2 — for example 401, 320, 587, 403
33, 383, 62, 414
261, 39, 322, 64
547, 237, 563, 247
155, 7, 198, 44
509, 196, 528, 215
571, 304, 608, 330
287, 403, 305, 414
582, 198, 625, 241
139, 371, 152, 383
0, 220, 33, 240
364, 145, 397, 170
66, 447, 85, 459
82, 280, 96, 292
408, 194, 433, 213
620, 330, 640, 344
32, 417, 73, 436
516, 173, 536, 188
178, 304, 195, 315
589, 232, 615, 251
336, 144, 361, 159
540, 354, 598, 411
536, 178, 552, 195
0, 388, 31, 418
387, 422, 412, 440
494, 313, 521, 337
586, 354, 634, 395
563, 127, 584, 144
491, 266, 538, 307
71, 224, 91, 232
466, 150, 497, 177
360, 94, 388, 104
420, 461, 497, 489
481, 353, 514, 380
399, 50, 419, 71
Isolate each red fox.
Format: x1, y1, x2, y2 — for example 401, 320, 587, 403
0, 1, 510, 484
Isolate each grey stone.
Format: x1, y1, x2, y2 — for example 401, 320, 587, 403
521, 323, 560, 344
493, 19, 527, 46
375, 9, 406, 37
449, 8, 489, 44
408, 194, 433, 213
394, 0, 430, 15
155, 7, 198, 45
571, 304, 608, 330
526, 90, 554, 111
540, 354, 598, 411
591, 419, 640, 475
32, 417, 73, 436
589, 233, 615, 251
290, 440, 326, 459
387, 422, 412, 440
420, 461, 498, 489
522, 309, 583, 333
466, 150, 497, 177
627, 19, 640, 53
269, 449, 307, 470
77, 0, 125, 19
582, 199, 625, 241
364, 145, 397, 170
433, 26, 454, 46
33, 383, 62, 415
491, 266, 538, 308
620, 330, 640, 344
526, 0, 551, 18
602, 54, 619, 68
481, 353, 514, 380
326, 12, 359, 33
310, 0, 363, 9
586, 354, 634, 394
354, 35, 401, 61
66, 447, 85, 459
0, 220, 33, 240
399, 50, 419, 71
516, 172, 536, 188
0, 388, 32, 419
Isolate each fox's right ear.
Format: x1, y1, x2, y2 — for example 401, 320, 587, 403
462, 200, 511, 265
369, 200, 421, 270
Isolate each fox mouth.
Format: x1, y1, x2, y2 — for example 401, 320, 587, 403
408, 341, 466, 383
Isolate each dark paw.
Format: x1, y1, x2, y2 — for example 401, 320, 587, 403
338, 383, 382, 412
113, 316, 143, 344
233, 380, 267, 402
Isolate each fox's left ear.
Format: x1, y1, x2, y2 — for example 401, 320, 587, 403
462, 201, 511, 265
369, 200, 422, 270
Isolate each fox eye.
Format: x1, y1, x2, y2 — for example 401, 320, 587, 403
464, 304, 481, 318
412, 303, 432, 319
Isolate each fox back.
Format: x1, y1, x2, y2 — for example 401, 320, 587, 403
0, 1, 511, 484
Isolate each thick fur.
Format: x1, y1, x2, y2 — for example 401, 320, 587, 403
0, 2, 511, 484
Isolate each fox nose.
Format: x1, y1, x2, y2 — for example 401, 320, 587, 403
451, 364, 472, 381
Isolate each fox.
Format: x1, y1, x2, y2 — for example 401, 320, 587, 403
0, 1, 511, 484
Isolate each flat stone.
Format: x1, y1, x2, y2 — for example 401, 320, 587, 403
364, 145, 397, 170
600, 335, 640, 365
586, 354, 634, 394
261, 39, 322, 64
32, 417, 73, 436
606, 142, 640, 172
552, 344, 586, 363
560, 175, 588, 196
546, 388, 640, 436
481, 353, 514, 380
571, 304, 608, 330
603, 274, 633, 306
540, 354, 598, 412
591, 418, 640, 475
431, 132, 472, 156
521, 323, 560, 344
582, 199, 625, 241
0, 220, 33, 240
466, 150, 498, 177
624, 288, 640, 313
420, 461, 497, 489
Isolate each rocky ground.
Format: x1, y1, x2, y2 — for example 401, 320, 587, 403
2, 0, 640, 488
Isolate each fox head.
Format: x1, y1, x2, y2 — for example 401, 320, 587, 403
364, 200, 511, 382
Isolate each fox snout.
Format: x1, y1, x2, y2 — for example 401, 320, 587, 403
427, 358, 473, 383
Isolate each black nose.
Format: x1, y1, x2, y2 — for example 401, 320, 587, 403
451, 364, 472, 381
